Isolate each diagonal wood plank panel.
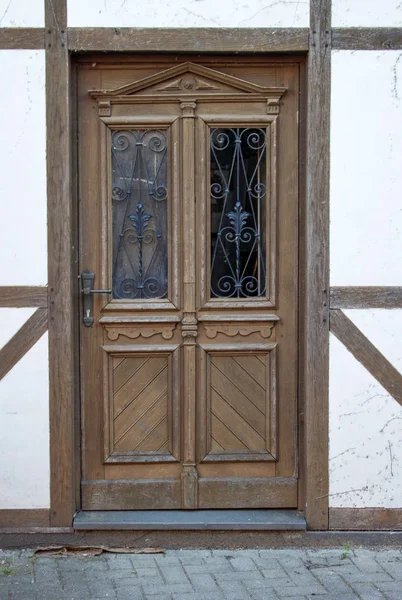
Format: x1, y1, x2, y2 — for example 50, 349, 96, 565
210, 356, 267, 452
112, 356, 169, 453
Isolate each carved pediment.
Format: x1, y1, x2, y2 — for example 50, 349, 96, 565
90, 62, 286, 101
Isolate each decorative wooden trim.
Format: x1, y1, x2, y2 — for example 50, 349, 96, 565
332, 28, 402, 51
330, 309, 402, 407
0, 28, 45, 49
204, 324, 275, 339
67, 27, 309, 53
45, 0, 76, 527
330, 508, 402, 531
0, 308, 48, 381
0, 286, 48, 308
304, 0, 331, 531
105, 324, 177, 341
0, 509, 49, 528
330, 286, 402, 309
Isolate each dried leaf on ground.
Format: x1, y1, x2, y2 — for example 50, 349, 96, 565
34, 546, 165, 557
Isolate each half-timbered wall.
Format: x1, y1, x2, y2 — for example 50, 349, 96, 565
330, 48, 402, 511
0, 49, 49, 509
0, 0, 402, 530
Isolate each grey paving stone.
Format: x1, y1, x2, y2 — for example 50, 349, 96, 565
116, 591, 145, 600
217, 579, 252, 600
349, 582, 387, 599
311, 571, 355, 594
253, 557, 282, 570
273, 584, 328, 597
133, 567, 163, 579
249, 589, 280, 600
215, 569, 264, 581
9, 586, 38, 600
168, 550, 212, 558
141, 582, 193, 595
87, 576, 118, 598
3, 547, 402, 600
351, 553, 389, 574
158, 564, 190, 584
186, 572, 220, 590
303, 595, 360, 600
229, 557, 257, 571
375, 556, 402, 579
260, 571, 293, 585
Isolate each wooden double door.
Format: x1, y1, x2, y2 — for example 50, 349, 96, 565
78, 56, 299, 510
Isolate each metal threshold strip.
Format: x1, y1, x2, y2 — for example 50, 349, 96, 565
73, 510, 306, 531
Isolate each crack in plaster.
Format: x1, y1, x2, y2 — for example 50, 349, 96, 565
380, 416, 402, 433
0, 0, 13, 26
392, 53, 402, 100
237, 0, 308, 25
330, 448, 357, 462
182, 7, 220, 25
388, 440, 394, 476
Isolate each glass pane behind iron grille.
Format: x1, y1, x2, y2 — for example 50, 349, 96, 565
111, 130, 168, 300
210, 128, 267, 299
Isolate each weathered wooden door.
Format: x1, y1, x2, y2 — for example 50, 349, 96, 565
78, 57, 299, 510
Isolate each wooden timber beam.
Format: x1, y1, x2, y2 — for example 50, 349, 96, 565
45, 0, 77, 527
0, 28, 45, 49
330, 309, 402, 408
67, 27, 309, 53
332, 28, 402, 51
303, 0, 331, 531
0, 308, 48, 381
331, 286, 402, 309
0, 286, 48, 308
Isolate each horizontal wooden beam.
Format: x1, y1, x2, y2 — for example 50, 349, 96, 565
330, 508, 402, 531
0, 509, 49, 528
0, 307, 48, 381
0, 286, 48, 308
332, 28, 402, 50
330, 309, 402, 407
67, 27, 309, 53
330, 287, 402, 309
0, 27, 400, 52
0, 28, 45, 49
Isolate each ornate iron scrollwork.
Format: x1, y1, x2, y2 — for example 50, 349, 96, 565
210, 127, 267, 299
111, 129, 168, 300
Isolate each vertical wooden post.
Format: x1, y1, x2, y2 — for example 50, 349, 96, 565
180, 101, 198, 508
45, 0, 76, 526
304, 0, 331, 529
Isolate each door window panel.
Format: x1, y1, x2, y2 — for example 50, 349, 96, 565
210, 127, 267, 299
111, 129, 168, 299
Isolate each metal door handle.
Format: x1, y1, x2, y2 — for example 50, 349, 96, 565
81, 269, 111, 327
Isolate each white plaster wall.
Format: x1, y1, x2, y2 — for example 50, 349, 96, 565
0, 0, 44, 27
333, 0, 402, 27
0, 333, 49, 508
330, 51, 402, 286
67, 0, 309, 28
330, 325, 402, 508
0, 50, 47, 286
0, 51, 49, 509
0, 308, 36, 349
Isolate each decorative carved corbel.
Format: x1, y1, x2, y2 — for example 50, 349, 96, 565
181, 314, 198, 346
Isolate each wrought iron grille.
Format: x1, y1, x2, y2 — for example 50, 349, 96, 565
210, 127, 267, 298
111, 129, 168, 300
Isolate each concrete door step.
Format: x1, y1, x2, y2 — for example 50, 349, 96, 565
73, 509, 306, 531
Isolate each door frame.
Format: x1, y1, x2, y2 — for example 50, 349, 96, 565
47, 13, 330, 530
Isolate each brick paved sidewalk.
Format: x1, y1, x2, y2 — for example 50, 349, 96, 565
1, 547, 402, 600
